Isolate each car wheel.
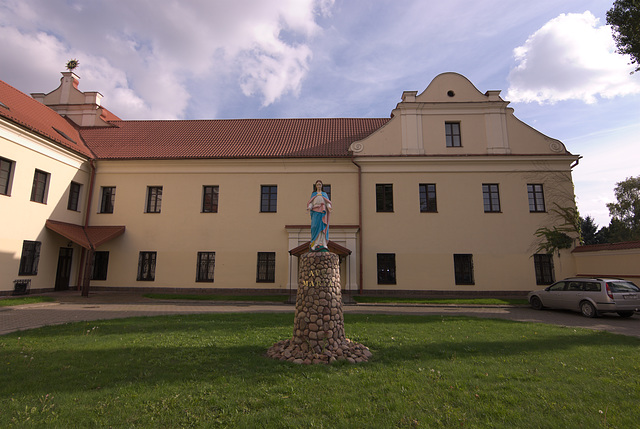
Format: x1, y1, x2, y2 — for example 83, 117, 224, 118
580, 301, 598, 318
617, 311, 635, 318
530, 296, 543, 310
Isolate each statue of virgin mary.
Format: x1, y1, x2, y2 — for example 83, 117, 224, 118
307, 180, 332, 251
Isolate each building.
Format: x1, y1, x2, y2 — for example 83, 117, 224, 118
1, 71, 584, 297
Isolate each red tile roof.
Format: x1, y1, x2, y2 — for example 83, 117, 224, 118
572, 240, 640, 253
0, 80, 94, 158
79, 118, 389, 159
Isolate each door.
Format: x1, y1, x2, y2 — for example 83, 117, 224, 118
55, 247, 73, 291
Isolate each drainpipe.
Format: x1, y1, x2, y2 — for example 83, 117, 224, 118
78, 159, 97, 297
351, 155, 364, 294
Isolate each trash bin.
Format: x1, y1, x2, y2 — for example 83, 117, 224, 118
12, 279, 31, 296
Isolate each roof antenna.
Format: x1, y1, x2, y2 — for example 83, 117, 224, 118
65, 59, 80, 72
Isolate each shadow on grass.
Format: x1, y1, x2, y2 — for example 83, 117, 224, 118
2, 313, 639, 399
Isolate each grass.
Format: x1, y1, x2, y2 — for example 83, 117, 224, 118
352, 296, 529, 305
1, 313, 639, 428
144, 293, 290, 303
0, 296, 55, 307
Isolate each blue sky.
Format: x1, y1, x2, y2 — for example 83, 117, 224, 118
1, 0, 638, 227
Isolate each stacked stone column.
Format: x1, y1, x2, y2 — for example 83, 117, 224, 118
266, 252, 371, 364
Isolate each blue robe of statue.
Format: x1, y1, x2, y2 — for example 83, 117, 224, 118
307, 191, 331, 251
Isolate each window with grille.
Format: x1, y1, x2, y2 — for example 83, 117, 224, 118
202, 186, 219, 213
146, 186, 163, 213
454, 254, 474, 285
19, 241, 41, 275
137, 251, 157, 281
256, 252, 276, 282
197, 252, 216, 282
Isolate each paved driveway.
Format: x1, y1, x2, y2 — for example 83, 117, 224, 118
1, 292, 639, 338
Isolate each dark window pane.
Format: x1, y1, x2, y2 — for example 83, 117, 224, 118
0, 157, 13, 195
377, 253, 396, 284
256, 252, 276, 282
19, 241, 41, 275
534, 254, 554, 285
68, 182, 81, 211
30, 170, 49, 203
100, 187, 116, 213
419, 183, 437, 212
454, 254, 474, 285
146, 186, 162, 213
202, 186, 219, 213
376, 184, 393, 212
137, 252, 157, 281
482, 184, 500, 212
91, 251, 109, 281
197, 252, 216, 282
261, 186, 277, 212
527, 184, 545, 212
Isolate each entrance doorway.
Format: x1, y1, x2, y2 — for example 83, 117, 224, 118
55, 247, 73, 291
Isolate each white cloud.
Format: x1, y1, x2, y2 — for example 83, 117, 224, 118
0, 0, 334, 118
507, 11, 640, 104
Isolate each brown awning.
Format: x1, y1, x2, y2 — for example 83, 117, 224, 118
289, 240, 352, 257
45, 219, 125, 250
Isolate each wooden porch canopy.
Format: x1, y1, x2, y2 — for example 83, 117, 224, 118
45, 219, 125, 250
289, 240, 352, 257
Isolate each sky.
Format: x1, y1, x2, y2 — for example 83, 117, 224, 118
0, 0, 638, 228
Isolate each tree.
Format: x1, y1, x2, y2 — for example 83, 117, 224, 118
580, 215, 604, 245
607, 0, 640, 73
534, 204, 580, 255
606, 175, 640, 241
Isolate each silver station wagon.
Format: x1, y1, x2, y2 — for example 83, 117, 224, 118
528, 277, 640, 318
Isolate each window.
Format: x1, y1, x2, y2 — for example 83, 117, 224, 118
256, 252, 276, 282
527, 184, 545, 212
445, 122, 461, 147
202, 186, 219, 213
454, 254, 474, 285
0, 157, 14, 196
376, 184, 393, 212
311, 183, 331, 200
419, 183, 437, 212
100, 187, 116, 213
482, 184, 500, 213
260, 185, 277, 213
67, 182, 82, 211
137, 251, 157, 281
377, 253, 397, 284
146, 186, 163, 213
19, 241, 41, 275
196, 252, 216, 282
91, 251, 109, 281
30, 169, 49, 203
533, 254, 554, 285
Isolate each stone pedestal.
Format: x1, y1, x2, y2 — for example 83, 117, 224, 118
267, 252, 371, 364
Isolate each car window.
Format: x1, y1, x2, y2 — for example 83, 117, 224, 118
584, 282, 600, 292
548, 282, 566, 291
608, 281, 640, 293
567, 282, 583, 292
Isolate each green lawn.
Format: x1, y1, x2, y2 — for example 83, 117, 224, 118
0, 296, 55, 307
1, 313, 639, 428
